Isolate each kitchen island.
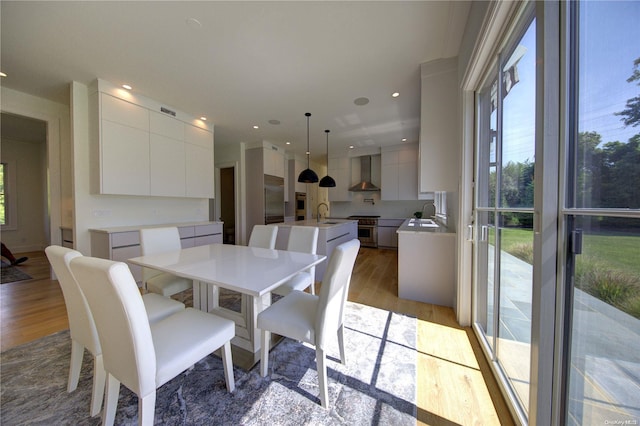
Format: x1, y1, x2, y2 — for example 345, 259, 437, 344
274, 219, 358, 281
397, 218, 455, 307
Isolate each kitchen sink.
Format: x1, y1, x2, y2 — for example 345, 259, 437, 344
320, 221, 340, 225
408, 218, 438, 228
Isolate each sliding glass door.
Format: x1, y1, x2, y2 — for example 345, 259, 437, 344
563, 2, 640, 423
470, 1, 640, 423
474, 11, 536, 418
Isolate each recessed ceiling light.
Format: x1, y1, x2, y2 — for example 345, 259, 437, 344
253, 125, 259, 129
0, 72, 7, 77
402, 138, 407, 142
122, 84, 132, 90
392, 92, 400, 98
268, 119, 281, 125
286, 141, 291, 145
349, 145, 354, 149
200, 116, 207, 121
354, 97, 369, 106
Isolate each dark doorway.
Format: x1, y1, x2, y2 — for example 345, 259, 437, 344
220, 167, 235, 244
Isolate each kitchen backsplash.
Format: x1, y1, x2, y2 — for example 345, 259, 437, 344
330, 195, 434, 219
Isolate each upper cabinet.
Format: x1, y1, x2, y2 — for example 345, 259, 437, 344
381, 143, 419, 200
419, 58, 459, 193
262, 144, 286, 178
89, 79, 214, 198
327, 157, 352, 202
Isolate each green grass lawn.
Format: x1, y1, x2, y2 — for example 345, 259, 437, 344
488, 227, 640, 276
488, 226, 640, 318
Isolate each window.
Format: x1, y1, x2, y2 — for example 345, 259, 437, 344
0, 160, 17, 230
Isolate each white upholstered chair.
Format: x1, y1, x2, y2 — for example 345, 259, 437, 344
44, 245, 185, 417
257, 238, 360, 408
139, 227, 192, 297
272, 226, 319, 296
248, 224, 278, 249
69, 256, 236, 426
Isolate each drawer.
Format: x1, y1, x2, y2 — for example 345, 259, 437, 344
181, 238, 196, 249
195, 234, 221, 246
111, 244, 141, 262
111, 231, 140, 248
195, 223, 220, 236
178, 226, 195, 239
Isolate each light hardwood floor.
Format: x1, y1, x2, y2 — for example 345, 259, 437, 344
0, 248, 514, 425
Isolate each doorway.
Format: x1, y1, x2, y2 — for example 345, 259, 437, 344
218, 165, 236, 244
0, 112, 49, 253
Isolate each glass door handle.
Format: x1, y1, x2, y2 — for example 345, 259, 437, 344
466, 224, 474, 241
479, 225, 488, 242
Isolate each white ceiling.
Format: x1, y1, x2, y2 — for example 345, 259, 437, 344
1, 1, 470, 163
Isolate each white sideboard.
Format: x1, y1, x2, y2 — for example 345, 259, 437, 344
90, 222, 223, 283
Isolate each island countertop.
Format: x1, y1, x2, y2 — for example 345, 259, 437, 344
272, 219, 357, 229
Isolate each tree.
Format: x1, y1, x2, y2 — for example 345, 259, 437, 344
576, 131, 603, 208
615, 57, 640, 127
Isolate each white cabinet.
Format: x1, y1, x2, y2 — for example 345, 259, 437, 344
381, 144, 418, 200
377, 218, 404, 248
90, 79, 214, 198
263, 146, 285, 178
398, 228, 455, 307
98, 95, 151, 196
327, 157, 351, 202
419, 58, 459, 192
90, 222, 223, 284
185, 125, 215, 198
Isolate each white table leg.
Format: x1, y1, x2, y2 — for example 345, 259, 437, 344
247, 293, 272, 354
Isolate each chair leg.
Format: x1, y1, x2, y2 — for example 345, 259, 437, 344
90, 354, 106, 417
221, 342, 235, 392
310, 281, 316, 295
316, 347, 329, 409
102, 374, 120, 426
139, 391, 156, 426
67, 340, 84, 392
260, 330, 271, 377
338, 324, 346, 364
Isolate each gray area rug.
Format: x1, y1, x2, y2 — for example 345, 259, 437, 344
0, 264, 32, 284
0, 302, 417, 425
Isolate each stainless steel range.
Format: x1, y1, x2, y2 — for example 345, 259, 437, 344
348, 215, 380, 248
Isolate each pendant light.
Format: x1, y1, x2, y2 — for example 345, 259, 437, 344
319, 129, 336, 187
297, 112, 319, 183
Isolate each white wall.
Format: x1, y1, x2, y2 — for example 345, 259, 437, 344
0, 137, 47, 251
70, 81, 210, 254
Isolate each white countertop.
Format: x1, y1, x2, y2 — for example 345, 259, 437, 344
396, 218, 454, 234
89, 221, 222, 234
273, 219, 357, 229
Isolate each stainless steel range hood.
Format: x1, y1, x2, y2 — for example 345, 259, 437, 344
349, 156, 380, 192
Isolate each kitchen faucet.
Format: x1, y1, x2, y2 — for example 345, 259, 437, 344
317, 202, 329, 222
421, 202, 434, 219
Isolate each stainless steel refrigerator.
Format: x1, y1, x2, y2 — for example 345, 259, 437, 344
264, 174, 284, 224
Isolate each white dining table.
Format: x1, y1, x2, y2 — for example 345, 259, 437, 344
128, 243, 325, 368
